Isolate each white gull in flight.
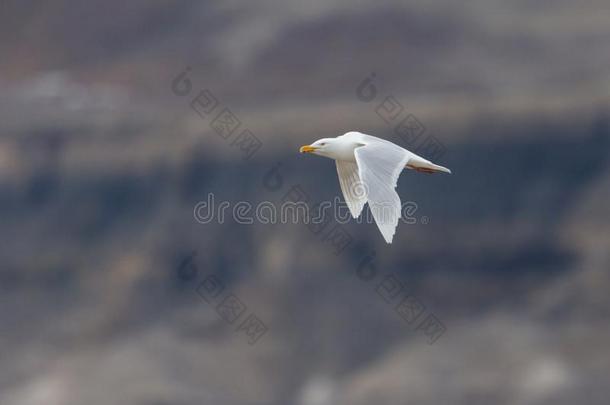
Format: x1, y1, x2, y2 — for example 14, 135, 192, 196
300, 131, 451, 243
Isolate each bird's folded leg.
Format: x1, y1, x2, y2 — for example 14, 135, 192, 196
407, 164, 437, 174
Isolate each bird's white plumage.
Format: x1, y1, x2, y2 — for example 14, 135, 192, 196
300, 131, 451, 243
353, 139, 410, 243
335, 160, 367, 218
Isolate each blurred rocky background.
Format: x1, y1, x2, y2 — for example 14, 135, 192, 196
1, 1, 609, 404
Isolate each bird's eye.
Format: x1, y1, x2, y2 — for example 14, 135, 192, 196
320, 143, 326, 146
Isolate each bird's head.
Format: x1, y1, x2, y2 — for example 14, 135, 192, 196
299, 138, 338, 158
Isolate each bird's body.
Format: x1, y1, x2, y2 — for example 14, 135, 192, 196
300, 131, 451, 243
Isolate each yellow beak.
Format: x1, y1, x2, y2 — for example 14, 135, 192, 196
299, 145, 317, 153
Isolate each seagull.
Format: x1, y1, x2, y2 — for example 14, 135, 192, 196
300, 131, 451, 243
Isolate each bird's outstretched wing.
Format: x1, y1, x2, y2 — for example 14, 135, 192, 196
336, 160, 367, 218
354, 142, 410, 243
